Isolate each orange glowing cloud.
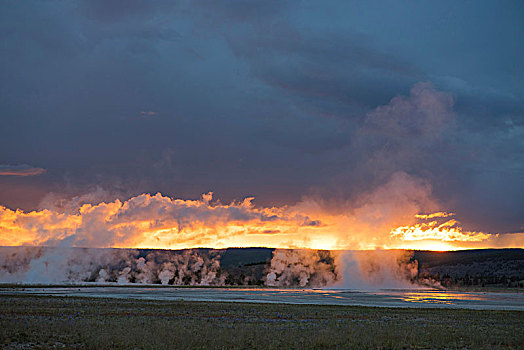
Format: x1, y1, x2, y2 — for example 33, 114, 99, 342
390, 220, 490, 242
0, 164, 46, 176
414, 212, 455, 220
387, 212, 511, 251
0, 192, 326, 250
0, 177, 522, 251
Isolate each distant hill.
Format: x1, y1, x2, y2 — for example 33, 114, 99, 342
413, 249, 524, 287
413, 249, 524, 267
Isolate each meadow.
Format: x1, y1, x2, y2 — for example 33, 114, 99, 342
0, 294, 522, 349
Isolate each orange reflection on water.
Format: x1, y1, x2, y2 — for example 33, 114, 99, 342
401, 291, 488, 304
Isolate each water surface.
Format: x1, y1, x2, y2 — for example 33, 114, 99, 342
2, 286, 522, 310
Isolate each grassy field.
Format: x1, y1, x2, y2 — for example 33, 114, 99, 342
0, 295, 522, 349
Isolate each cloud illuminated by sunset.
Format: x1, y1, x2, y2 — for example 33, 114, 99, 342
0, 165, 46, 177
1, 191, 521, 251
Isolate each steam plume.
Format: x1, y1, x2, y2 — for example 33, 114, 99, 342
0, 247, 226, 285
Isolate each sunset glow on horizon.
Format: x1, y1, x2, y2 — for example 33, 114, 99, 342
1, 192, 521, 252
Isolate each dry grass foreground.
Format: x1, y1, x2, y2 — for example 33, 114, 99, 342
0, 295, 522, 349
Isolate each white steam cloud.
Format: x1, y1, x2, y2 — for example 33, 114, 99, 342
265, 249, 421, 289
0, 247, 225, 285
0, 246, 425, 289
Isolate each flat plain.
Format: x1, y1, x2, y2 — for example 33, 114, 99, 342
0, 294, 522, 349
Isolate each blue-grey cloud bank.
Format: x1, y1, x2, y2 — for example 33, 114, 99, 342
1, 1, 523, 236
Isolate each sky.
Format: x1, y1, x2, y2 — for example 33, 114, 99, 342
0, 1, 523, 250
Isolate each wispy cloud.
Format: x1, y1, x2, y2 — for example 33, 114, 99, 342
0, 165, 46, 177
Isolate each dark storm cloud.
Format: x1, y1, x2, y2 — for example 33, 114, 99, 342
0, 0, 523, 233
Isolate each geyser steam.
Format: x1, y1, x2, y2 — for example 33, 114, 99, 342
0, 246, 424, 289
0, 247, 226, 285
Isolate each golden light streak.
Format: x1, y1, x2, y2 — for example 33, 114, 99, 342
389, 212, 495, 250
390, 220, 490, 242
389, 240, 458, 252
414, 212, 455, 220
